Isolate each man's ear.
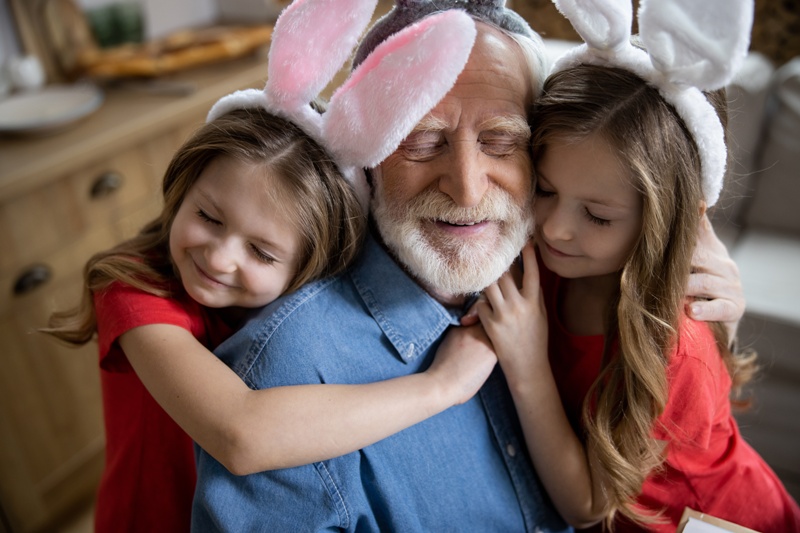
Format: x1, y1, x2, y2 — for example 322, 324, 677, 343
699, 201, 707, 218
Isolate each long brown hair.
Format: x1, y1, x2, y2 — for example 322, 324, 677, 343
531, 65, 757, 528
44, 107, 366, 345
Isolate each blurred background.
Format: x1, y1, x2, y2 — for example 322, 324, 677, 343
0, 0, 798, 531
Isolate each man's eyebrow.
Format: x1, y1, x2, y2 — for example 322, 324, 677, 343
409, 114, 449, 134
480, 115, 531, 140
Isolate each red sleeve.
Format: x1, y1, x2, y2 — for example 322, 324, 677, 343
652, 319, 724, 450
94, 282, 202, 372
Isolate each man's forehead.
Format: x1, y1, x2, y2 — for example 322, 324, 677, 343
403, 21, 534, 137
459, 23, 532, 98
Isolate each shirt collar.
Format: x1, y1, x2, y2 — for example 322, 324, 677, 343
349, 232, 462, 363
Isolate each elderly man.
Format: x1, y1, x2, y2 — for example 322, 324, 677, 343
191, 1, 744, 531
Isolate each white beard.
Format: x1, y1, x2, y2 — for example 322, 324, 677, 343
371, 177, 533, 297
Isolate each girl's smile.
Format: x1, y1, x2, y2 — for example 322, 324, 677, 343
540, 240, 578, 258
190, 257, 237, 289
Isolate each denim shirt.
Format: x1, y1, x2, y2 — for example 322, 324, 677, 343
192, 233, 569, 533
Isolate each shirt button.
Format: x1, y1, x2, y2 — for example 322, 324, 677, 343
406, 343, 415, 358
506, 444, 516, 457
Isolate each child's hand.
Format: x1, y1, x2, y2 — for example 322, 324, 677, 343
427, 323, 498, 406
460, 295, 484, 327
687, 214, 744, 343
475, 242, 549, 384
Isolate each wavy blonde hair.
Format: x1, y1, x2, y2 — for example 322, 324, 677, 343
44, 107, 366, 346
531, 65, 758, 528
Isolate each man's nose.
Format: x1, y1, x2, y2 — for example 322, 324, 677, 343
438, 141, 489, 208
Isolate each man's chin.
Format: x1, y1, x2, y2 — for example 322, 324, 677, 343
390, 235, 520, 297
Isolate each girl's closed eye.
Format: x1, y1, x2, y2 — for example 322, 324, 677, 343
584, 208, 611, 227
249, 243, 276, 265
197, 209, 222, 225
535, 184, 555, 198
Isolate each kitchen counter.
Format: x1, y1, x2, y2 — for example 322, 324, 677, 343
0, 53, 269, 202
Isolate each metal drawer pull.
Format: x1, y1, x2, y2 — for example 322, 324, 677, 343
90, 171, 123, 198
13, 264, 52, 295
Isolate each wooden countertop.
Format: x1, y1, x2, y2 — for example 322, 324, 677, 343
0, 53, 269, 202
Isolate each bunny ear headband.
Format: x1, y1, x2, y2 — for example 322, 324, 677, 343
550, 0, 754, 207
207, 0, 477, 210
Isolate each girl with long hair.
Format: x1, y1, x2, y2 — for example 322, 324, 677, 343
473, 0, 800, 529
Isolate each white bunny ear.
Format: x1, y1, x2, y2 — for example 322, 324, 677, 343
264, 0, 378, 109
639, 0, 753, 90
322, 10, 477, 168
553, 0, 631, 52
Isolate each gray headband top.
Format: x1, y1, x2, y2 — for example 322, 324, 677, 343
353, 0, 535, 68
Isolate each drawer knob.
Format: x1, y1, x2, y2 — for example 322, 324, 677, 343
90, 172, 123, 198
13, 264, 52, 296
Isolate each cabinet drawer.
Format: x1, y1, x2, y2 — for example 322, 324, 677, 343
0, 145, 159, 277
0, 224, 118, 316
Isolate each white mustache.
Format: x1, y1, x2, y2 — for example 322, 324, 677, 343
402, 187, 519, 225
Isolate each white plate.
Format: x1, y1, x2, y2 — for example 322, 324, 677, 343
0, 84, 104, 134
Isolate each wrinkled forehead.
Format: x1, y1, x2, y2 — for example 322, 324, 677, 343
447, 22, 534, 117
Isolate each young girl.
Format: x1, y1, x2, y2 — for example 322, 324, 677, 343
42, 2, 488, 531
474, 0, 800, 530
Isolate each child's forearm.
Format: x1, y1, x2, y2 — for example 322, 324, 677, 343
225, 376, 452, 473
503, 363, 607, 528
121, 324, 474, 475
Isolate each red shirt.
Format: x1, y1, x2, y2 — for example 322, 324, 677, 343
93, 282, 233, 533
540, 259, 800, 532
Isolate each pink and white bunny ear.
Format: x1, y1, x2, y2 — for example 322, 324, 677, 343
553, 0, 631, 52
264, 0, 378, 109
208, 0, 377, 125
322, 10, 477, 168
639, 0, 753, 91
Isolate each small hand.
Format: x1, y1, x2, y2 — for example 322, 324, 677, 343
476, 242, 549, 381
428, 323, 497, 406
460, 295, 484, 327
687, 215, 745, 342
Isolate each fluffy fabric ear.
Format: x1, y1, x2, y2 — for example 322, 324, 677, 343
322, 10, 476, 168
667, 87, 727, 206
265, 0, 378, 109
553, 0, 631, 52
207, 88, 268, 122
639, 0, 753, 90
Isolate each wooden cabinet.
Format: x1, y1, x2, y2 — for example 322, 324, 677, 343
0, 56, 267, 532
